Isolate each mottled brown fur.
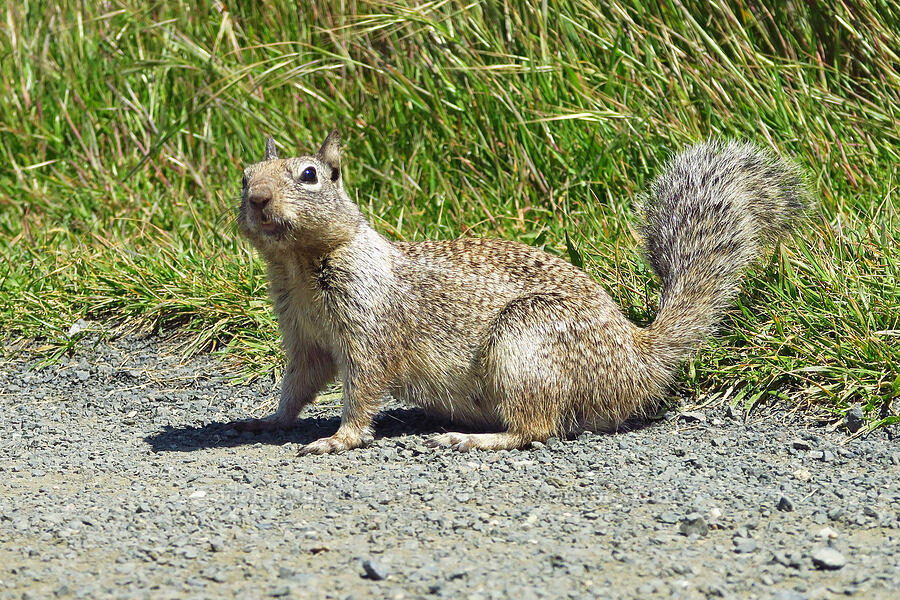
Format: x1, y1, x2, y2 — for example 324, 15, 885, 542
231, 132, 808, 453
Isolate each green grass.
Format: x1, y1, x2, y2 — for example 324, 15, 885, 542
1, 1, 898, 428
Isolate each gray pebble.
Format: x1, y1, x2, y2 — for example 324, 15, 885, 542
657, 511, 679, 524
844, 405, 865, 433
791, 439, 812, 451
679, 410, 706, 423
773, 591, 807, 600
773, 551, 804, 569
679, 513, 708, 537
811, 547, 847, 570
732, 537, 758, 553
361, 558, 388, 581
201, 568, 227, 583
724, 405, 741, 419
777, 495, 795, 512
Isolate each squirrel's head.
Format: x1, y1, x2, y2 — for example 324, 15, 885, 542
238, 130, 362, 255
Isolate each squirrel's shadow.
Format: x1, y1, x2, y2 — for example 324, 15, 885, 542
144, 407, 448, 453
145, 406, 657, 453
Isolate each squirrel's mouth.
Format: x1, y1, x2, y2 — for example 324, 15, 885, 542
256, 215, 287, 237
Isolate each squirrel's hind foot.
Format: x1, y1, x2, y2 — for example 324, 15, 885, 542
426, 431, 532, 452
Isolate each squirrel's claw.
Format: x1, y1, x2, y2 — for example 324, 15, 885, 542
299, 430, 372, 455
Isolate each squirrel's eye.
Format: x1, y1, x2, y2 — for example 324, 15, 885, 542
300, 166, 317, 183
241, 175, 248, 188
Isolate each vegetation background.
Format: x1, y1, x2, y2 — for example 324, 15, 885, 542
1, 0, 897, 427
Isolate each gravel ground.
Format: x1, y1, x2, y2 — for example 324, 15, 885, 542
1, 333, 899, 600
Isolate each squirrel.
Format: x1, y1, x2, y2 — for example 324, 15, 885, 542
230, 131, 808, 454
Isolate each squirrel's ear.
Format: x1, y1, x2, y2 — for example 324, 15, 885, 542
317, 130, 342, 182
264, 136, 278, 161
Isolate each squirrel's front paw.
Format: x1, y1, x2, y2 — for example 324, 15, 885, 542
298, 429, 373, 455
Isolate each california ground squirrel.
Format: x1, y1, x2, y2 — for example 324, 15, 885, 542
231, 131, 807, 454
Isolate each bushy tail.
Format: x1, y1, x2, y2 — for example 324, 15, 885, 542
641, 140, 809, 379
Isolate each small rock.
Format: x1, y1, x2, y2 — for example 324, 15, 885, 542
658, 511, 679, 524
793, 468, 812, 482
361, 558, 388, 581
200, 567, 227, 583
679, 513, 708, 537
791, 439, 812, 451
679, 411, 706, 423
700, 583, 726, 597
777, 495, 794, 512
811, 547, 847, 570
816, 527, 839, 539
844, 405, 865, 433
773, 551, 803, 569
733, 537, 758, 553
378, 447, 399, 461
773, 591, 807, 600
268, 585, 291, 597
549, 554, 567, 569
67, 319, 91, 336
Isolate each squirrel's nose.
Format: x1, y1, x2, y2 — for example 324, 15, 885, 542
248, 187, 272, 208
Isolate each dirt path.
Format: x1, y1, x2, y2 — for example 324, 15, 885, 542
2, 335, 898, 599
